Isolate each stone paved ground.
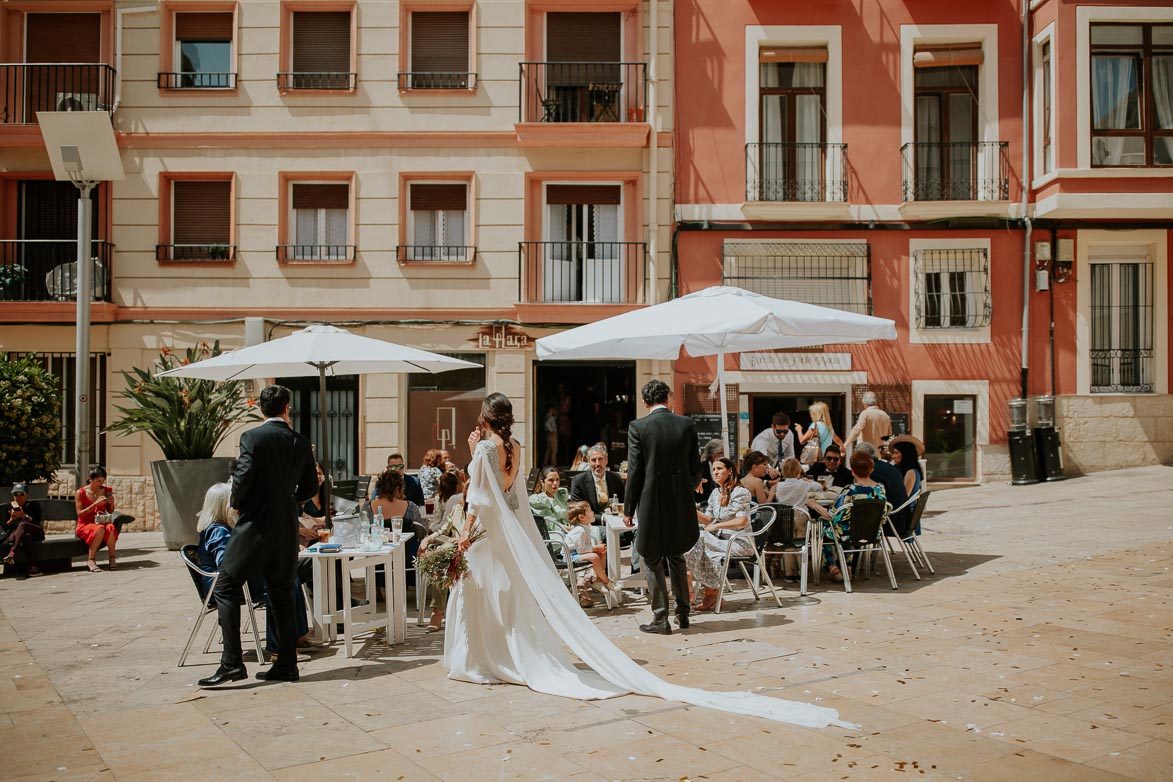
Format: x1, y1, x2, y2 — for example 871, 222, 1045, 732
2, 465, 1171, 782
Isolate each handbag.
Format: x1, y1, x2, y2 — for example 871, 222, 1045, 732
800, 425, 822, 465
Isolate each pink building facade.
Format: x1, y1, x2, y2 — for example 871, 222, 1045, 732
672, 0, 1173, 483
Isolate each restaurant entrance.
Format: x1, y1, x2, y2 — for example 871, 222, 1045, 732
748, 393, 849, 449
534, 361, 637, 469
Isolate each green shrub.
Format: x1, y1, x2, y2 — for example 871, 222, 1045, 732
0, 356, 63, 485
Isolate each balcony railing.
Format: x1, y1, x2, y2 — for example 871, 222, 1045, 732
157, 72, 237, 89
156, 244, 236, 262
745, 142, 848, 202
901, 141, 1009, 202
277, 72, 356, 91
276, 244, 356, 263
0, 240, 113, 302
519, 241, 646, 304
0, 64, 115, 125
397, 245, 476, 263
397, 72, 477, 90
519, 62, 647, 124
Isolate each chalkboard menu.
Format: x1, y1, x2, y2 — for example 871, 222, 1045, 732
689, 413, 739, 456
889, 412, 909, 437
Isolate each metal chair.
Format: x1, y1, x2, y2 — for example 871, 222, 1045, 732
713, 504, 783, 613
759, 503, 815, 596
829, 499, 897, 593
177, 544, 264, 667
883, 492, 933, 575
533, 514, 610, 609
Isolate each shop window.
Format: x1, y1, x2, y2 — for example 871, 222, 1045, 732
407, 353, 486, 467
923, 394, 975, 481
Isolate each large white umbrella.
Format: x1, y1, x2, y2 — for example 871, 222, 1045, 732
159, 324, 480, 514
535, 286, 897, 453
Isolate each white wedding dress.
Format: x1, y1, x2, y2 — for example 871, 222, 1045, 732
443, 439, 854, 729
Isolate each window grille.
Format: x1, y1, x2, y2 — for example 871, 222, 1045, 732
912, 248, 992, 329
1090, 260, 1154, 393
7, 352, 106, 466
721, 241, 870, 314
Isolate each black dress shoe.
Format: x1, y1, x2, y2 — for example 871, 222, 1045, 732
675, 614, 689, 629
639, 622, 672, 635
198, 666, 247, 687
256, 667, 299, 682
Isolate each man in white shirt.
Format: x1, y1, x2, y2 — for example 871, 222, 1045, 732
750, 412, 796, 473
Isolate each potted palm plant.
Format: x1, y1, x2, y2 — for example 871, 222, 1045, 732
108, 342, 260, 549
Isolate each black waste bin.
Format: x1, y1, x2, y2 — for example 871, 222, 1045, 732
1008, 429, 1039, 485
1033, 425, 1065, 481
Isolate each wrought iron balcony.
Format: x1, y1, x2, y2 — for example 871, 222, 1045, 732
157, 72, 237, 89
0, 240, 113, 302
901, 141, 1009, 202
519, 241, 646, 304
397, 245, 476, 263
519, 62, 647, 124
745, 142, 848, 202
276, 244, 356, 263
156, 244, 236, 262
397, 72, 477, 90
276, 72, 356, 91
0, 64, 115, 124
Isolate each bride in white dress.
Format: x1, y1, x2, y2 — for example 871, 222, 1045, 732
443, 393, 853, 729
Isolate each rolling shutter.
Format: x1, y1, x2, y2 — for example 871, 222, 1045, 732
175, 12, 234, 42
759, 46, 828, 64
411, 12, 469, 73
292, 11, 351, 73
546, 184, 621, 205
913, 44, 984, 68
546, 12, 620, 62
173, 181, 231, 244
292, 183, 349, 210
26, 13, 101, 62
410, 183, 467, 211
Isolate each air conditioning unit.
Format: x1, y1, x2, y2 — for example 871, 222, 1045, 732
55, 92, 99, 112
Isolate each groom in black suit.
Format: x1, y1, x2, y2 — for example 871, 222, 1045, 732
199, 385, 318, 687
624, 379, 700, 635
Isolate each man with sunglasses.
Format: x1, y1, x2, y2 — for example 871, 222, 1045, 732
749, 412, 797, 476
371, 453, 424, 506
805, 445, 853, 488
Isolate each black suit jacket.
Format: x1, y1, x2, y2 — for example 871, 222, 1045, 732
870, 459, 911, 533
223, 420, 318, 583
625, 408, 701, 558
568, 469, 625, 516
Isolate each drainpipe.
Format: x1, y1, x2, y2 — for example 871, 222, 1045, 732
1020, 0, 1032, 399
646, 0, 659, 305
113, 4, 158, 114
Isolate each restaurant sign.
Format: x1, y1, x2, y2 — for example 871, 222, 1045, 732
741, 352, 852, 371
474, 324, 532, 350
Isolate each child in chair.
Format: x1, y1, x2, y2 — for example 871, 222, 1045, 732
565, 501, 619, 607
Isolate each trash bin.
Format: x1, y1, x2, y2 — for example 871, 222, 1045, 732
1007, 398, 1038, 485
1032, 396, 1065, 482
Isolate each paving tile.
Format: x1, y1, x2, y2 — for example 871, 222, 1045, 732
368, 713, 518, 758
1085, 739, 1173, 782
963, 748, 1136, 782
851, 720, 1018, 776
986, 711, 1152, 763
271, 748, 440, 782
416, 741, 589, 782
209, 699, 387, 770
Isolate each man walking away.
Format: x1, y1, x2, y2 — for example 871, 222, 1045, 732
624, 380, 700, 635
843, 391, 892, 451
198, 384, 318, 687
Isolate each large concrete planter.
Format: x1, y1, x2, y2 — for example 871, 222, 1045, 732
151, 458, 233, 550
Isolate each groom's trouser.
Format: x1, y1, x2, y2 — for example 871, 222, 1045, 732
214, 565, 297, 671
643, 553, 690, 625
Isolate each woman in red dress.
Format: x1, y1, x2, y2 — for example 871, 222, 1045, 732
75, 466, 118, 572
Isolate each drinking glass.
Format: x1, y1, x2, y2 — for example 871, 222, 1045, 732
390, 515, 404, 542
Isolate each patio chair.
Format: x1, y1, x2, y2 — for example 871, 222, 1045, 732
830, 499, 897, 593
883, 492, 933, 575
713, 504, 782, 614
759, 503, 814, 596
177, 544, 264, 667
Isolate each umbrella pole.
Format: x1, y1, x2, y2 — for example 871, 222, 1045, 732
717, 350, 731, 457
315, 363, 334, 528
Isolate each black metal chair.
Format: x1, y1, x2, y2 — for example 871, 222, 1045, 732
177, 544, 264, 667
759, 503, 815, 596
713, 504, 782, 613
830, 499, 897, 592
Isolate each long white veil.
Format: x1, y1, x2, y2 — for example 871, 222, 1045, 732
457, 444, 855, 730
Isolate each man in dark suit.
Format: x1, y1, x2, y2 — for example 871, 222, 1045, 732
199, 385, 318, 687
568, 444, 625, 515
624, 379, 700, 635
855, 442, 911, 534
806, 444, 853, 488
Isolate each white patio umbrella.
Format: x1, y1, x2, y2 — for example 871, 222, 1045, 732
535, 286, 897, 454
158, 324, 480, 515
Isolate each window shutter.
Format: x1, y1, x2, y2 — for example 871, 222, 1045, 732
411, 12, 469, 73
913, 44, 984, 68
292, 183, 349, 210
546, 12, 621, 62
173, 180, 231, 244
410, 183, 467, 211
175, 12, 234, 42
292, 11, 351, 73
26, 13, 101, 62
759, 47, 828, 64
546, 184, 621, 205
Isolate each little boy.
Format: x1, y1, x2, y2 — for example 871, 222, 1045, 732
565, 501, 620, 608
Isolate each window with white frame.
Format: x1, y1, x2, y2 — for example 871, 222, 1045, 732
543, 184, 624, 303
287, 182, 351, 261
406, 183, 468, 261
1089, 248, 1154, 393
913, 247, 991, 329
1090, 23, 1173, 166
722, 241, 870, 314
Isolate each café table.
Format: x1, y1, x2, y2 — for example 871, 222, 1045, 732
601, 513, 644, 606
298, 533, 413, 658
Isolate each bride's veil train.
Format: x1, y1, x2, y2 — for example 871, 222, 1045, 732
441, 441, 856, 731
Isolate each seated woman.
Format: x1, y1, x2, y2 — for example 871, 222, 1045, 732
418, 449, 444, 501
738, 450, 774, 504
695, 438, 724, 504
417, 491, 466, 633
890, 440, 923, 513
75, 466, 117, 573
435, 470, 466, 533
822, 451, 886, 582
196, 482, 313, 657
300, 462, 328, 520
685, 457, 755, 612
528, 466, 569, 533
569, 444, 591, 472
372, 469, 425, 583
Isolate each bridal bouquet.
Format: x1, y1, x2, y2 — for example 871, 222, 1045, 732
415, 530, 485, 591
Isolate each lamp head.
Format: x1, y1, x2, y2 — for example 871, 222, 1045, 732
60, 145, 83, 175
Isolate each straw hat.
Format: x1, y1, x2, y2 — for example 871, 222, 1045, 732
888, 434, 925, 457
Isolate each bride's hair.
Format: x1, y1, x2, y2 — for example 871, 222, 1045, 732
480, 392, 515, 472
